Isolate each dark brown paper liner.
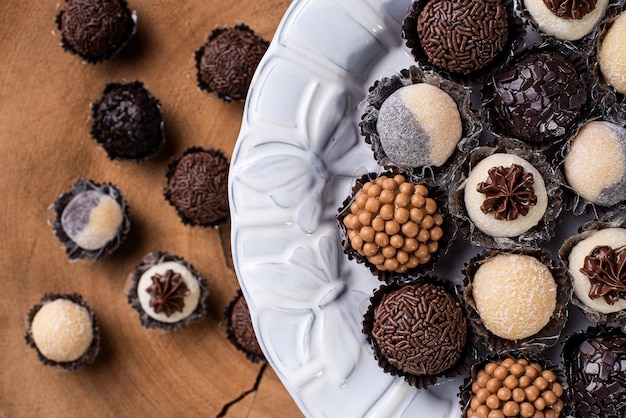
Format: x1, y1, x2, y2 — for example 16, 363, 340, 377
362, 276, 475, 389
558, 216, 626, 326
449, 138, 563, 250
402, 0, 527, 86
127, 251, 210, 332
51, 179, 131, 261
358, 66, 482, 185
24, 293, 101, 371
459, 354, 571, 417
223, 290, 265, 364
163, 147, 229, 228
55, 1, 137, 65
481, 42, 594, 150
462, 248, 572, 355
591, 4, 626, 104
194, 24, 269, 102
337, 170, 457, 284
90, 81, 165, 162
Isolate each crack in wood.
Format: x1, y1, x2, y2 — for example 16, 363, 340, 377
216, 363, 268, 417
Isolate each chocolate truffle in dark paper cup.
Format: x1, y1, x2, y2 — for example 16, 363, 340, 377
56, 0, 137, 64
559, 216, 626, 326
127, 252, 209, 332
164, 147, 229, 227
224, 290, 264, 363
562, 325, 626, 418
195, 24, 269, 102
51, 178, 130, 261
362, 277, 472, 389
449, 138, 563, 249
25, 293, 101, 371
359, 66, 482, 183
337, 171, 456, 284
595, 8, 626, 97
459, 355, 569, 418
402, 0, 525, 85
462, 248, 571, 355
90, 81, 165, 162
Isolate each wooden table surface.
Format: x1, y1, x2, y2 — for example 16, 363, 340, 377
0, 1, 304, 416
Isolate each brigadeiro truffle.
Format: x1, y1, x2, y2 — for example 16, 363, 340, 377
25, 293, 100, 371
362, 277, 471, 388
90, 81, 165, 162
195, 24, 269, 101
164, 147, 229, 227
224, 290, 264, 363
56, 0, 137, 64
563, 325, 626, 418
51, 178, 130, 261
127, 252, 209, 332
597, 9, 626, 96
359, 66, 482, 181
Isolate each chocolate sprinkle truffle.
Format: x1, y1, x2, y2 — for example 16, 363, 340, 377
195, 25, 269, 101
52, 179, 130, 261
90, 81, 165, 162
490, 50, 588, 143
224, 290, 264, 363
25, 293, 100, 370
598, 11, 626, 95
164, 147, 229, 227
523, 0, 609, 41
56, 0, 136, 63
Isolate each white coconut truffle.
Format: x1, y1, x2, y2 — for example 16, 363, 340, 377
523, 0, 609, 41
464, 153, 548, 238
599, 11, 626, 95
568, 228, 626, 314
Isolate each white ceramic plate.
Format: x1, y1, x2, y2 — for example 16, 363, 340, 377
229, 0, 591, 416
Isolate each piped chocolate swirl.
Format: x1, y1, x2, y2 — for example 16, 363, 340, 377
542, 0, 597, 19
581, 245, 626, 305
477, 164, 537, 221
146, 270, 190, 317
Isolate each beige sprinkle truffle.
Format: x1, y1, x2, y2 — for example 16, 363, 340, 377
471, 254, 557, 341
599, 11, 626, 95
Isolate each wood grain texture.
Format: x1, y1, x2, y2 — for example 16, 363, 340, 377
0, 1, 303, 417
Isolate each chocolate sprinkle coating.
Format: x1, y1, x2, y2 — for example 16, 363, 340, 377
224, 290, 264, 363
491, 51, 588, 142
195, 25, 269, 101
164, 147, 229, 227
91, 81, 164, 161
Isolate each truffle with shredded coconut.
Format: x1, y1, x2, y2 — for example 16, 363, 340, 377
599, 11, 626, 95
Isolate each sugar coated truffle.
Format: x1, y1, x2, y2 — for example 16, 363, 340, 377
91, 81, 164, 161
164, 147, 229, 227
25, 293, 100, 370
376, 83, 462, 168
52, 179, 130, 261
57, 0, 136, 63
491, 51, 587, 142
224, 291, 264, 363
564, 121, 626, 206
470, 253, 557, 341
195, 25, 269, 101
523, 0, 609, 40
599, 11, 626, 95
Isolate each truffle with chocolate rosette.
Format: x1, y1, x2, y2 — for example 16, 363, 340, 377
127, 252, 209, 332
164, 147, 229, 227
224, 290, 264, 363
56, 0, 136, 64
90, 81, 165, 161
195, 25, 269, 101
597, 10, 626, 95
25, 293, 100, 371
363, 278, 471, 388
52, 178, 130, 261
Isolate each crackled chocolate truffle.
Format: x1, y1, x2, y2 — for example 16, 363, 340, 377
367, 281, 467, 380
195, 25, 269, 101
128, 252, 209, 332
524, 0, 609, 40
492, 51, 587, 142
52, 179, 130, 261
91, 81, 164, 161
464, 153, 548, 238
376, 83, 462, 168
225, 291, 264, 363
57, 0, 135, 63
471, 253, 557, 340
25, 293, 100, 370
564, 121, 626, 206
599, 11, 626, 94
164, 148, 229, 227
416, 0, 509, 75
